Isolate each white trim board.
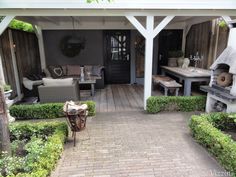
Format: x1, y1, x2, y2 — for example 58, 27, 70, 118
1, 9, 236, 16
1, 0, 236, 9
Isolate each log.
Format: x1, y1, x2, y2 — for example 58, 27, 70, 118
0, 86, 10, 153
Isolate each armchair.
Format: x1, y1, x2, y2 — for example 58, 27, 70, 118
38, 81, 80, 103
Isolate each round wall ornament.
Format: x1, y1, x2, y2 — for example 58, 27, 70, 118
60, 35, 86, 57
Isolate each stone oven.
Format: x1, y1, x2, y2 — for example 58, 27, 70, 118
201, 47, 236, 113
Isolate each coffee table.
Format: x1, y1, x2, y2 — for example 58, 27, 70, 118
78, 79, 96, 96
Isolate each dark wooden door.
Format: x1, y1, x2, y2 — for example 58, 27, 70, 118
104, 31, 130, 84
158, 30, 183, 73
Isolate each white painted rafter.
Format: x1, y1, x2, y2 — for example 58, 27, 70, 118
126, 16, 147, 37
33, 25, 46, 70
0, 15, 15, 35
222, 15, 233, 28
40, 17, 60, 26
152, 16, 174, 38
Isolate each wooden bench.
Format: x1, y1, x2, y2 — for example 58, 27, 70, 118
152, 75, 182, 96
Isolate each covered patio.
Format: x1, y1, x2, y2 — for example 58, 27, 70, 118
0, 0, 236, 110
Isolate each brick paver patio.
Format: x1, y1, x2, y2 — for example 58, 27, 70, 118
51, 112, 227, 177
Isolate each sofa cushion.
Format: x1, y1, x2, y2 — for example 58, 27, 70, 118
43, 78, 73, 86
67, 65, 81, 76
48, 65, 64, 78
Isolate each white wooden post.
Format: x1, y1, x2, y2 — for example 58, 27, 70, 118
0, 55, 6, 85
126, 15, 174, 109
8, 29, 22, 100
34, 25, 46, 70
144, 16, 154, 109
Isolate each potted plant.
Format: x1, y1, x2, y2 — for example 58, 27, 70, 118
3, 84, 12, 101
168, 50, 184, 67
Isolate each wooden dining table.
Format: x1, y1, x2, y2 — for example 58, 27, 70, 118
161, 66, 211, 96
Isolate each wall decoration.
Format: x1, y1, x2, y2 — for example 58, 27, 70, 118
60, 35, 86, 57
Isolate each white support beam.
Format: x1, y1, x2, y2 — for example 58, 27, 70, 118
127, 15, 174, 109
8, 29, 22, 100
126, 16, 147, 38
34, 25, 46, 70
152, 16, 174, 38
0, 15, 15, 35
0, 55, 6, 85
182, 28, 186, 53
144, 16, 154, 109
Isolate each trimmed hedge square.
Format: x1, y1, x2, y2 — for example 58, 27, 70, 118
9, 101, 96, 120
189, 113, 236, 177
146, 96, 206, 113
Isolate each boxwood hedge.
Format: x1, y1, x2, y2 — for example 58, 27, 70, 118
189, 113, 236, 177
1, 121, 68, 177
146, 96, 206, 113
9, 101, 96, 120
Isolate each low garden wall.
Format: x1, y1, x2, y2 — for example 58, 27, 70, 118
146, 96, 206, 113
0, 121, 68, 177
189, 113, 236, 177
9, 101, 96, 120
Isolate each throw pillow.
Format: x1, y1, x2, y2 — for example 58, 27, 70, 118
61, 65, 67, 76
92, 65, 104, 76
43, 68, 51, 77
84, 65, 93, 73
67, 65, 81, 76
25, 74, 37, 81
48, 65, 64, 78
43, 78, 73, 86
84, 65, 93, 77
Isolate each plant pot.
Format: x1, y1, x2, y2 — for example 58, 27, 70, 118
4, 90, 12, 101
177, 58, 184, 67
168, 58, 177, 67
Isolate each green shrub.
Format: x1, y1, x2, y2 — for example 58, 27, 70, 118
1, 121, 68, 177
146, 96, 206, 113
189, 113, 236, 177
9, 19, 34, 33
168, 50, 184, 58
3, 84, 11, 92
9, 101, 96, 120
81, 100, 95, 117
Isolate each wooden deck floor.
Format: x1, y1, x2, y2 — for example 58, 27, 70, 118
80, 84, 162, 113
80, 84, 204, 113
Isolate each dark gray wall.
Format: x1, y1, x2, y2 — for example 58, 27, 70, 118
43, 30, 104, 66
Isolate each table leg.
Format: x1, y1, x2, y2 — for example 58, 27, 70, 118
184, 79, 191, 96
164, 88, 168, 96
175, 88, 179, 96
91, 83, 95, 96
161, 70, 166, 76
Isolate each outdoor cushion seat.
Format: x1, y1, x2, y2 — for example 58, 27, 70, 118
38, 80, 80, 103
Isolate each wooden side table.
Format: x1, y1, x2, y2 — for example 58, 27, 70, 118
78, 79, 96, 96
